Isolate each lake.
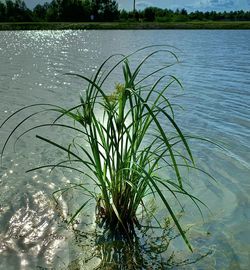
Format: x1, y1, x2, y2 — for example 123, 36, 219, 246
0, 30, 249, 269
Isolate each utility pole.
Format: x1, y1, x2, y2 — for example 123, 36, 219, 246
133, 0, 136, 14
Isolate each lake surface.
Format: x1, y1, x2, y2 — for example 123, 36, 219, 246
0, 30, 249, 269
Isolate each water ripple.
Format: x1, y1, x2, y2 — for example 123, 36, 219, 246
0, 30, 250, 269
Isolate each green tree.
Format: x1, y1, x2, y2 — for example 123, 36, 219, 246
45, 0, 60, 21
33, 3, 49, 21
4, 0, 31, 21
0, 2, 6, 21
91, 0, 119, 21
59, 0, 90, 21
144, 7, 155, 21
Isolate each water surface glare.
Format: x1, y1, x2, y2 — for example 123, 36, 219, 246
0, 30, 249, 269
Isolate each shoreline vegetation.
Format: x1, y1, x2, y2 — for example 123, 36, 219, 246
1, 21, 250, 30
1, 0, 250, 31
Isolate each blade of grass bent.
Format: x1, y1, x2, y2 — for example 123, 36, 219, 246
142, 168, 193, 251
68, 199, 91, 225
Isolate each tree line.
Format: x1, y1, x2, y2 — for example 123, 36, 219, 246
0, 0, 119, 21
0, 0, 249, 22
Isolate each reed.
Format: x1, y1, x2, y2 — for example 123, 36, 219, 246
1, 46, 209, 251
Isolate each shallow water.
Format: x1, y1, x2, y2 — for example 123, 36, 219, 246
0, 30, 249, 269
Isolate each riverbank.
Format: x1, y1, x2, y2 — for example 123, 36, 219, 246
0, 21, 250, 30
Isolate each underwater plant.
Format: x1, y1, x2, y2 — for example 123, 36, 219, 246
0, 46, 208, 251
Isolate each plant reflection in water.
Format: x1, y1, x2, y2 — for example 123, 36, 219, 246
68, 210, 213, 270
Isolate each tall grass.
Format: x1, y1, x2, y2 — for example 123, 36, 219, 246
1, 46, 208, 251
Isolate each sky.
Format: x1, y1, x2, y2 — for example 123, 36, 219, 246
118, 0, 250, 12
23, 0, 250, 11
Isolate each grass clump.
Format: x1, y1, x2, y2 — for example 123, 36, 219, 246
1, 46, 207, 251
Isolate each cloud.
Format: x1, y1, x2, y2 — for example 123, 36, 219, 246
210, 0, 219, 3
136, 1, 152, 10
186, 0, 238, 11
210, 0, 237, 10
24, 0, 250, 11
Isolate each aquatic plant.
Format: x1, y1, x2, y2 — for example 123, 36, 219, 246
0, 46, 207, 251
70, 213, 212, 270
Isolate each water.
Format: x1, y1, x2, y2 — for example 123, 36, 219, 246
0, 30, 249, 269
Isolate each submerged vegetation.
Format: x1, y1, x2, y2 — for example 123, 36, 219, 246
1, 46, 211, 253
70, 215, 213, 269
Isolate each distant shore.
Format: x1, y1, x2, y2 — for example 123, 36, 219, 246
1, 21, 250, 30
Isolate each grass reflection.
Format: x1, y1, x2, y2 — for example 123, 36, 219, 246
70, 215, 213, 270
